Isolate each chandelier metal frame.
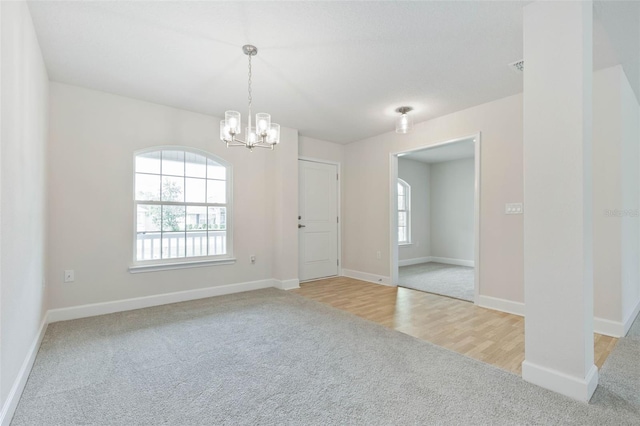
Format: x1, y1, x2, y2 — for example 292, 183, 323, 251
219, 45, 280, 150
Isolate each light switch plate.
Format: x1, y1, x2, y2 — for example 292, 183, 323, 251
505, 203, 523, 215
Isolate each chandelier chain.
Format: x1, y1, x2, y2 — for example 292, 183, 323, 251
247, 53, 252, 111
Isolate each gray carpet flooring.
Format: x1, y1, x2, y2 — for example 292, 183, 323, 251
399, 262, 474, 301
597, 314, 640, 411
11, 288, 640, 425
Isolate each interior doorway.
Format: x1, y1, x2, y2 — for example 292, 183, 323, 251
390, 135, 480, 303
298, 159, 340, 282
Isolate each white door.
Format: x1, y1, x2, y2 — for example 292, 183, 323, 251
299, 160, 339, 281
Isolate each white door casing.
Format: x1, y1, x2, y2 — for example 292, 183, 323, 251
298, 160, 339, 281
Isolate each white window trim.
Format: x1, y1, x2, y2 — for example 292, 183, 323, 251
398, 178, 411, 245
130, 146, 234, 272
129, 257, 236, 273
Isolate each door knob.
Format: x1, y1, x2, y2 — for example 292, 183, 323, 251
298, 224, 306, 228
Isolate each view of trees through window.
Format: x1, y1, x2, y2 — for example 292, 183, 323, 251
134, 149, 229, 262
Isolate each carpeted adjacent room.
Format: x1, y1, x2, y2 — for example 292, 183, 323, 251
12, 288, 640, 425
399, 262, 474, 302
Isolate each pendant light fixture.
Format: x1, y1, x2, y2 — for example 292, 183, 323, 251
220, 45, 280, 150
395, 106, 414, 134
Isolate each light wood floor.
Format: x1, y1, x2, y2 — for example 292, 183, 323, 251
293, 276, 618, 375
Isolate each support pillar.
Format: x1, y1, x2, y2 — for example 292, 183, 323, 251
522, 0, 597, 401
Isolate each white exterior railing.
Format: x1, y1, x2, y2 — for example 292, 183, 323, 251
136, 230, 226, 260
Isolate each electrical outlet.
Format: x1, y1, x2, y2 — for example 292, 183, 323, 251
376, 251, 381, 259
64, 270, 75, 283
250, 255, 256, 264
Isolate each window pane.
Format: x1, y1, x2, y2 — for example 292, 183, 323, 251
185, 178, 206, 203
162, 232, 185, 259
135, 173, 161, 201
398, 212, 406, 227
186, 230, 208, 257
185, 152, 206, 178
207, 180, 226, 204
207, 159, 226, 180
137, 205, 161, 232
398, 195, 405, 210
162, 151, 185, 176
161, 176, 184, 202
398, 183, 404, 196
186, 206, 207, 230
137, 232, 161, 261
162, 205, 185, 231
208, 231, 226, 255
398, 227, 406, 243
136, 151, 161, 174
208, 207, 226, 230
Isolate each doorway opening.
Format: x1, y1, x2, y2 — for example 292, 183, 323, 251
390, 134, 480, 303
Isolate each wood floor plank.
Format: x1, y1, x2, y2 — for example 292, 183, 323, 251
293, 277, 617, 375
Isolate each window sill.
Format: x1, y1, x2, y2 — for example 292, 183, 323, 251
398, 243, 413, 247
129, 258, 236, 274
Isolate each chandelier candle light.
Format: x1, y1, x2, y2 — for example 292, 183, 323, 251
220, 45, 280, 150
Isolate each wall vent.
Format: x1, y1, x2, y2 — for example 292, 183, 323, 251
509, 60, 524, 73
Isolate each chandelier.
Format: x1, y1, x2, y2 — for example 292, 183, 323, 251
220, 45, 280, 150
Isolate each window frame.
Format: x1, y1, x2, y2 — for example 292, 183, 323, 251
397, 178, 411, 245
129, 146, 235, 273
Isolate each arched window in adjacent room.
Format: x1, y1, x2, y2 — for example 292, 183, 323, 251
398, 178, 411, 245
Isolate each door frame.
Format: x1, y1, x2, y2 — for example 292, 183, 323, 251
389, 132, 481, 304
298, 156, 342, 281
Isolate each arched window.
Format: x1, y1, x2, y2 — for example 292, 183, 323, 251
133, 148, 232, 267
398, 178, 411, 245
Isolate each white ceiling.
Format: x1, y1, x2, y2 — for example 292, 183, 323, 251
27, 1, 637, 144
401, 138, 475, 164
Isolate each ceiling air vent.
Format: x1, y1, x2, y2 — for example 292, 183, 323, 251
509, 60, 524, 73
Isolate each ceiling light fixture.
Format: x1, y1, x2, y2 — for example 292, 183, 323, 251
395, 106, 413, 134
220, 45, 280, 150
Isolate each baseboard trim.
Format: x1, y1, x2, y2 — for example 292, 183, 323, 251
0, 314, 49, 426
593, 317, 625, 338
273, 278, 300, 290
477, 295, 525, 316
430, 257, 475, 267
478, 297, 625, 337
398, 257, 432, 267
341, 268, 393, 286
623, 298, 640, 336
522, 361, 598, 402
47, 279, 275, 323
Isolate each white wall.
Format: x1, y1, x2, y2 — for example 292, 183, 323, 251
47, 82, 298, 309
271, 131, 299, 283
593, 67, 623, 322
593, 65, 640, 330
619, 67, 640, 325
0, 0, 49, 411
398, 158, 430, 261
299, 136, 343, 164
344, 94, 523, 302
429, 158, 475, 262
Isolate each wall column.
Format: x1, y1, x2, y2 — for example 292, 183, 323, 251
522, 0, 597, 401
